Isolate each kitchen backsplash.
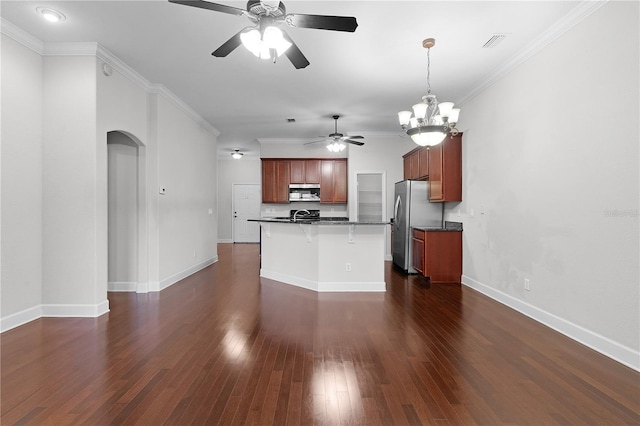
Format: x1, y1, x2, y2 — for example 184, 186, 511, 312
261, 203, 347, 218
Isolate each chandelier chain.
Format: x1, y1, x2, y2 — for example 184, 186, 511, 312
426, 47, 431, 95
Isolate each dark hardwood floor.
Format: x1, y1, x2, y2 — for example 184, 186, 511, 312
2, 243, 639, 425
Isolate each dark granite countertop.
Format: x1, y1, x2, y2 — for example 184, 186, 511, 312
413, 221, 463, 232
249, 218, 390, 225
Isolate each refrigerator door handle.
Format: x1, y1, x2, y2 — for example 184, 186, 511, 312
394, 195, 402, 230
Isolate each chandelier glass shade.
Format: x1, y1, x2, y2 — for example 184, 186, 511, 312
240, 26, 292, 60
398, 38, 460, 146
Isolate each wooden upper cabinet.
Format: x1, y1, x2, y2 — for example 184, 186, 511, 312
290, 159, 321, 184
403, 155, 412, 180
320, 159, 347, 203
262, 158, 345, 204
304, 160, 321, 184
333, 159, 347, 203
261, 159, 290, 203
289, 160, 305, 184
428, 133, 462, 202
418, 147, 429, 178
403, 147, 428, 180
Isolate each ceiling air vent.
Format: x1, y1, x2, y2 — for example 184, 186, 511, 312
482, 34, 508, 48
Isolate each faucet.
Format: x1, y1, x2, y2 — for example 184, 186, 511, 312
293, 209, 310, 222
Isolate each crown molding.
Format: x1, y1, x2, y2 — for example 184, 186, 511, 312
1, 18, 44, 53
257, 138, 324, 145
43, 41, 99, 56
1, 19, 219, 137
148, 83, 221, 136
458, 0, 609, 106
95, 44, 151, 91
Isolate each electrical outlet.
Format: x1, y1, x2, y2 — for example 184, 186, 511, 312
524, 278, 530, 291
345, 263, 351, 272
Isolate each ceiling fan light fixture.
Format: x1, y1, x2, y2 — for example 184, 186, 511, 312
231, 150, 244, 159
398, 38, 461, 146
327, 142, 346, 153
241, 26, 291, 59
263, 26, 291, 55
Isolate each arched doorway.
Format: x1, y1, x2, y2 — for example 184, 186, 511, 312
107, 131, 147, 292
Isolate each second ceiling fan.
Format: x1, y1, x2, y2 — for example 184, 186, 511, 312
305, 115, 365, 152
168, 0, 358, 69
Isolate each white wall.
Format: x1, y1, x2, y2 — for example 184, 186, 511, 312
217, 157, 261, 242
450, 1, 639, 369
41, 55, 102, 309
97, 57, 149, 294
1, 35, 43, 319
1, 24, 220, 329
348, 134, 415, 258
157, 95, 218, 285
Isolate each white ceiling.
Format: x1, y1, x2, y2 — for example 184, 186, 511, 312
2, 1, 586, 157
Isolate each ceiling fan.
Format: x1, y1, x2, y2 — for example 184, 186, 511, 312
305, 115, 365, 152
168, 0, 358, 69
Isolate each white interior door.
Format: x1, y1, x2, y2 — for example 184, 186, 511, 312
233, 183, 261, 243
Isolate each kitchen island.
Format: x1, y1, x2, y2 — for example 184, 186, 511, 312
249, 218, 389, 292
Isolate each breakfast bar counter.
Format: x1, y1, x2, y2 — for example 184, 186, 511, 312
249, 219, 389, 292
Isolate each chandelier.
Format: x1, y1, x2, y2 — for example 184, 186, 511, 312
398, 38, 460, 146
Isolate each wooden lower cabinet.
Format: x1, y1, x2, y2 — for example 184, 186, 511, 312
412, 229, 426, 274
412, 228, 462, 283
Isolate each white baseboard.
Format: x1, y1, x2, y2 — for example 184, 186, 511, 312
217, 239, 233, 243
42, 299, 110, 317
261, 269, 386, 292
155, 256, 218, 292
461, 275, 640, 372
0, 305, 43, 333
1, 300, 109, 333
108, 281, 137, 292
107, 257, 220, 293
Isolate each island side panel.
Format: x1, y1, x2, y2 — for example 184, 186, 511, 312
260, 223, 320, 291
259, 223, 386, 292
317, 225, 386, 292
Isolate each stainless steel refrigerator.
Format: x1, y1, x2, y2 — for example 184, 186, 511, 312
392, 180, 443, 273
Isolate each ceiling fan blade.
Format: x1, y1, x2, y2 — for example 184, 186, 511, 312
212, 30, 243, 57
285, 13, 358, 32
168, 0, 247, 16
345, 139, 365, 146
281, 30, 310, 69
346, 135, 364, 139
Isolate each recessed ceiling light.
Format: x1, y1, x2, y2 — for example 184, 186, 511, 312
36, 7, 66, 23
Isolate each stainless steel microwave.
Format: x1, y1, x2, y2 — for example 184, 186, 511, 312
289, 184, 320, 202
